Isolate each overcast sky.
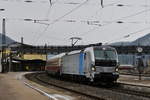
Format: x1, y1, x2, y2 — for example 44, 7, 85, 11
0, 0, 150, 46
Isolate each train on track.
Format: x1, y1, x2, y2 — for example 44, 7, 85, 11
45, 45, 119, 82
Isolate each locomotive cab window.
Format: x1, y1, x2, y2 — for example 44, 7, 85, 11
94, 48, 118, 67
94, 49, 117, 60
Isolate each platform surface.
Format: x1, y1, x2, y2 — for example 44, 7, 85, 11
1, 72, 150, 100
0, 72, 49, 100
118, 74, 150, 87
0, 72, 76, 100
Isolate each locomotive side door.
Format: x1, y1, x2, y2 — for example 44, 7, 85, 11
84, 52, 91, 76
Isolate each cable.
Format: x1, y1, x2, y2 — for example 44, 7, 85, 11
31, 0, 61, 45
49, 0, 89, 25
45, 0, 60, 19
33, 0, 89, 44
117, 8, 150, 21
80, 7, 150, 36
93, 0, 123, 17
145, 0, 148, 24
37, 0, 122, 41
62, 18, 150, 25
1, 0, 48, 3
116, 4, 150, 8
4, 0, 150, 45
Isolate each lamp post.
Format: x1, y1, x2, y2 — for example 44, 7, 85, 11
1, 18, 7, 73
0, 9, 5, 73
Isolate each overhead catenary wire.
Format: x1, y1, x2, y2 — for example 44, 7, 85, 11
31, 0, 52, 45
1, 0, 67, 45
0, 0, 87, 45
58, 0, 150, 25
84, 0, 150, 35
48, 0, 89, 26
62, 18, 150, 26
80, 7, 150, 36
115, 4, 150, 8
1, 0, 49, 3
32, 0, 61, 45
34, 0, 125, 44
85, 0, 123, 33
33, 0, 90, 44
93, 0, 123, 17
145, 0, 148, 24
2, 0, 150, 45
86, 0, 123, 24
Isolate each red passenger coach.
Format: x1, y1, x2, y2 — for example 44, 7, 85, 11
45, 53, 65, 75
45, 58, 61, 73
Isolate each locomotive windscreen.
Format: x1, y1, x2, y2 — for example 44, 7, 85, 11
94, 48, 117, 66
94, 49, 117, 60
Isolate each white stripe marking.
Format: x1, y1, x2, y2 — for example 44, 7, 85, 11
24, 82, 58, 100
24, 82, 74, 100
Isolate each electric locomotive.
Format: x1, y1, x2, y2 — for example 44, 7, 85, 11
45, 45, 119, 82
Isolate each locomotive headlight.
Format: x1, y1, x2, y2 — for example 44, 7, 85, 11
115, 68, 119, 72
92, 67, 95, 71
115, 62, 119, 72
91, 64, 96, 71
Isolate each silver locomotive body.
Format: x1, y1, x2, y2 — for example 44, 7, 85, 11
61, 45, 119, 82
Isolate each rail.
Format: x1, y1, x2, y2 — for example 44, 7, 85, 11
25, 72, 150, 100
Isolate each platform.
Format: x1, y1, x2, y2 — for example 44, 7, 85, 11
118, 74, 150, 87
0, 72, 77, 100
0, 72, 49, 100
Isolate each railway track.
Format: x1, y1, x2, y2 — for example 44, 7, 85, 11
25, 72, 104, 100
25, 72, 150, 100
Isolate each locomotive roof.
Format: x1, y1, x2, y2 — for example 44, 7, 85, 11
66, 50, 81, 55
93, 45, 116, 50
66, 45, 116, 55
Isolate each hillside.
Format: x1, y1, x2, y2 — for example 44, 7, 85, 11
132, 33, 150, 46
111, 33, 150, 46
0, 33, 16, 46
